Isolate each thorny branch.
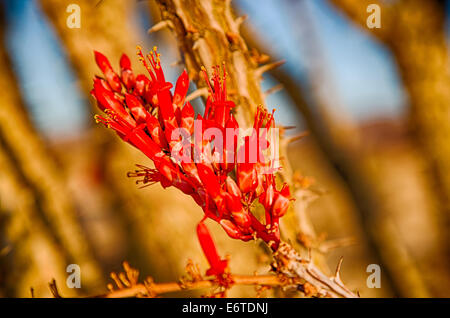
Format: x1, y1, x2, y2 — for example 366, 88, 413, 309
149, 0, 357, 298
47, 260, 356, 298
274, 243, 357, 298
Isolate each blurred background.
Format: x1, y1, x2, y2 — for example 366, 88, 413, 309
0, 0, 449, 297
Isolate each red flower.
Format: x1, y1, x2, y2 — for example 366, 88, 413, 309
196, 221, 229, 277
91, 46, 293, 260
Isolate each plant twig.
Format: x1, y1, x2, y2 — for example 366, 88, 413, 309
48, 279, 62, 298
95, 274, 301, 298
93, 253, 356, 298
273, 243, 358, 298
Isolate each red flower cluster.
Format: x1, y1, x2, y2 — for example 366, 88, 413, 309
91, 46, 292, 276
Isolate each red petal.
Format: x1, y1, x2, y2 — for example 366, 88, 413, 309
125, 93, 147, 123
93, 80, 134, 124
157, 88, 177, 130
197, 222, 227, 276
94, 51, 122, 92
94, 51, 112, 73
219, 219, 248, 240
271, 192, 290, 218
173, 69, 189, 107
181, 101, 195, 135
225, 176, 241, 198
120, 54, 132, 70
196, 163, 221, 198
237, 163, 257, 193
146, 115, 168, 149
135, 74, 151, 97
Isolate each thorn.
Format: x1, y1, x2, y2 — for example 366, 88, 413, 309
48, 279, 62, 298
186, 87, 209, 102
148, 20, 174, 34
110, 272, 124, 289
281, 125, 297, 130
193, 40, 202, 52
318, 237, 357, 253
334, 257, 344, 283
235, 15, 248, 28
264, 84, 283, 98
170, 60, 183, 67
285, 131, 310, 144
119, 272, 131, 287
255, 60, 285, 77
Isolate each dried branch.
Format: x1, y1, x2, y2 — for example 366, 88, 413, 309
98, 274, 300, 298
78, 251, 356, 298
273, 243, 357, 298
76, 260, 352, 298
58, 261, 302, 298
48, 279, 62, 298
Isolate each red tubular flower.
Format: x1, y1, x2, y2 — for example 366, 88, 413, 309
91, 46, 292, 260
125, 93, 147, 123
271, 184, 291, 217
173, 69, 189, 108
181, 101, 195, 135
196, 221, 229, 277
120, 54, 135, 90
94, 51, 122, 92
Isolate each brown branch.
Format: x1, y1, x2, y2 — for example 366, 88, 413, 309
48, 279, 62, 298
274, 243, 357, 298
95, 274, 300, 298
85, 260, 355, 298
90, 248, 358, 298
39, 261, 301, 298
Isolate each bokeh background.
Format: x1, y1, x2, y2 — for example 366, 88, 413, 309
0, 0, 449, 297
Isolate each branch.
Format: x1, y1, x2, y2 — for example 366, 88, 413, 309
55, 261, 304, 298
273, 243, 358, 298
88, 245, 358, 298
96, 274, 302, 298
78, 259, 355, 298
